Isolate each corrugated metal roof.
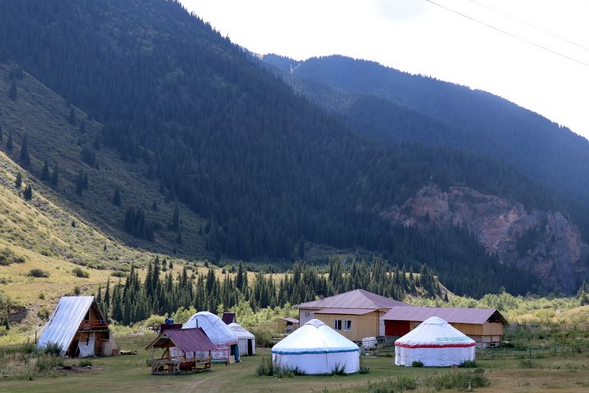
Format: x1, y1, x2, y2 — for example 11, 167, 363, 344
296, 289, 407, 310
315, 308, 378, 316
36, 296, 101, 356
383, 306, 507, 325
147, 328, 216, 353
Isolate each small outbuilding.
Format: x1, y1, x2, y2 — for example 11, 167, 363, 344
384, 306, 507, 347
394, 316, 476, 367
272, 319, 360, 374
183, 311, 239, 363
36, 296, 117, 357
146, 327, 215, 374
228, 323, 256, 356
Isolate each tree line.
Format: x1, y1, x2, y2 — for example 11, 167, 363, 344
96, 256, 444, 326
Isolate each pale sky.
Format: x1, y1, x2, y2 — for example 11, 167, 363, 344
179, 0, 589, 140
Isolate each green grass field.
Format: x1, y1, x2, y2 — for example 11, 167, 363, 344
2, 333, 589, 393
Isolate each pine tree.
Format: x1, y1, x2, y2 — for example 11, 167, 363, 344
51, 163, 59, 187
19, 134, 30, 166
14, 171, 22, 189
23, 184, 32, 200
40, 159, 50, 181
171, 205, 180, 232
68, 106, 76, 125
112, 186, 121, 206
6, 131, 13, 151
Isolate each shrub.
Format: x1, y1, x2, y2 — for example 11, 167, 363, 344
519, 359, 536, 369
28, 269, 50, 278
42, 342, 62, 357
411, 360, 423, 367
111, 271, 126, 277
424, 369, 490, 390
461, 360, 478, 368
367, 376, 418, 393
37, 307, 50, 320
72, 267, 89, 278
79, 359, 92, 367
256, 356, 304, 377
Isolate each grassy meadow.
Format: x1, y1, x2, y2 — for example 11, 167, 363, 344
1, 330, 588, 393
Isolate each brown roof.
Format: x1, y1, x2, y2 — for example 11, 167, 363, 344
315, 308, 378, 316
296, 289, 407, 311
146, 328, 216, 353
382, 306, 507, 325
222, 312, 236, 325
281, 317, 299, 324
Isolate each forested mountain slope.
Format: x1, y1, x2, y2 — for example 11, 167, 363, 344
263, 54, 589, 200
0, 0, 588, 296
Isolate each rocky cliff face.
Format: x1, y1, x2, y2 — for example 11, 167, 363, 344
381, 186, 589, 294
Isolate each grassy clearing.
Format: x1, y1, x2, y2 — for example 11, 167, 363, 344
1, 333, 589, 393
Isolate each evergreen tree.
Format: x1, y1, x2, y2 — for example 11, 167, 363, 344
112, 186, 121, 206
171, 205, 180, 232
6, 131, 13, 151
14, 171, 22, 189
51, 162, 59, 187
19, 134, 30, 166
23, 184, 32, 200
68, 106, 76, 125
75, 171, 85, 196
40, 159, 50, 181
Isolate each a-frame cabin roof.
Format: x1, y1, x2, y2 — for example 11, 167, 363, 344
36, 296, 105, 356
296, 289, 407, 311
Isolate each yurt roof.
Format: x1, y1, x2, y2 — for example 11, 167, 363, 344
228, 323, 255, 339
272, 319, 359, 355
394, 316, 476, 348
182, 311, 238, 345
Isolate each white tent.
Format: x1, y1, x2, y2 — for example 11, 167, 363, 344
272, 319, 360, 374
228, 323, 256, 356
394, 316, 476, 367
183, 311, 239, 362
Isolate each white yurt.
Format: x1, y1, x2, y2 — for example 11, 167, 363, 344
228, 323, 256, 356
183, 311, 239, 362
271, 319, 360, 374
394, 316, 476, 367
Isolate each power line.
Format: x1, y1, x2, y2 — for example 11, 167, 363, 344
468, 0, 589, 53
425, 0, 589, 68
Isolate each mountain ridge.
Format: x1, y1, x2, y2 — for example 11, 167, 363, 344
0, 0, 588, 296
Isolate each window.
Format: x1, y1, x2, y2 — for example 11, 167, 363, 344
344, 320, 352, 331
305, 312, 312, 318
334, 319, 342, 330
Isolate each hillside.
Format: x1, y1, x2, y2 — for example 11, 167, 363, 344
0, 0, 588, 297
263, 54, 589, 201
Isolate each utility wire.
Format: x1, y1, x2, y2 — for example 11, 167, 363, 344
468, 0, 589, 53
425, 0, 589, 68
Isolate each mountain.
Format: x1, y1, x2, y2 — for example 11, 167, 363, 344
262, 54, 589, 201
0, 0, 588, 296
382, 185, 589, 294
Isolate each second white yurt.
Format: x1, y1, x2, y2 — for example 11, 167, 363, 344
271, 319, 360, 374
228, 323, 256, 356
394, 316, 476, 367
183, 311, 239, 363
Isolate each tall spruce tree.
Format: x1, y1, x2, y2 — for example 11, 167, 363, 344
19, 134, 30, 166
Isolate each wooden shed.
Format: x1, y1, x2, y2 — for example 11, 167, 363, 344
383, 306, 507, 347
